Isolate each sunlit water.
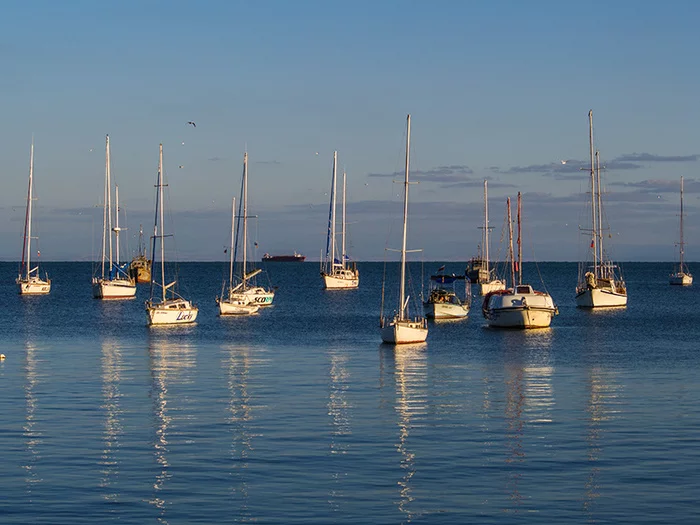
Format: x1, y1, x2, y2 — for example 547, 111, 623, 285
1, 262, 699, 523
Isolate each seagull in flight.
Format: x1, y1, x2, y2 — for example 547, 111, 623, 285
187, 121, 196, 127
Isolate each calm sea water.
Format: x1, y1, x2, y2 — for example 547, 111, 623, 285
1, 261, 699, 524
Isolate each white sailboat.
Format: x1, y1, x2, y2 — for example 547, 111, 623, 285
670, 176, 692, 285
483, 193, 558, 328
92, 135, 136, 299
217, 197, 260, 315
321, 151, 359, 289
380, 114, 428, 344
478, 179, 506, 295
423, 269, 470, 319
575, 110, 627, 307
226, 152, 275, 306
16, 139, 51, 295
145, 144, 198, 325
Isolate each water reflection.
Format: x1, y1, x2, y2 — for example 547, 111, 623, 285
223, 344, 259, 522
99, 338, 124, 503
23, 342, 43, 492
584, 367, 622, 518
148, 336, 196, 524
327, 347, 352, 512
380, 345, 428, 523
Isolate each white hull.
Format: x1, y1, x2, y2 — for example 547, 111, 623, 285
218, 298, 260, 315
575, 287, 627, 308
92, 278, 136, 299
669, 272, 693, 286
322, 270, 359, 289
17, 277, 51, 295
423, 301, 468, 319
484, 287, 557, 328
479, 279, 506, 296
381, 317, 428, 344
231, 287, 274, 306
146, 299, 198, 325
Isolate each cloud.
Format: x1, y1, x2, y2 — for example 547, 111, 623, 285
255, 159, 282, 165
609, 178, 700, 194
368, 164, 474, 183
502, 159, 642, 179
613, 153, 699, 163
208, 156, 223, 162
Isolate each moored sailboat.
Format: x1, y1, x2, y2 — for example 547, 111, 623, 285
92, 135, 136, 299
380, 114, 428, 344
16, 139, 51, 295
321, 151, 359, 289
145, 144, 198, 325
483, 193, 557, 328
575, 111, 627, 307
423, 269, 470, 319
670, 176, 692, 286
129, 225, 152, 284
478, 179, 506, 295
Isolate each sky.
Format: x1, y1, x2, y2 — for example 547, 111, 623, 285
1, 0, 699, 262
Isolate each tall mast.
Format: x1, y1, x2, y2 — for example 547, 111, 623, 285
107, 135, 113, 274
588, 110, 598, 277
517, 191, 522, 286
399, 114, 411, 320
330, 151, 337, 270
341, 168, 347, 269
242, 152, 249, 290
595, 150, 604, 277
22, 139, 35, 280
159, 144, 166, 302
114, 185, 121, 268
483, 180, 489, 275
680, 176, 685, 269
229, 197, 235, 292
507, 197, 515, 289
100, 135, 108, 279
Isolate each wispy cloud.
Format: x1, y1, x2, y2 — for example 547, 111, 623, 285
368, 164, 474, 183
609, 178, 700, 193
613, 153, 699, 163
255, 159, 282, 165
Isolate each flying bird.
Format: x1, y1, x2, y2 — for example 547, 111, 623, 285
561, 160, 567, 165
187, 121, 196, 127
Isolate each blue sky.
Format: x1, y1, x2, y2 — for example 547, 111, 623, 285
1, 1, 699, 261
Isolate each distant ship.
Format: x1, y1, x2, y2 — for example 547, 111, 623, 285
262, 252, 306, 262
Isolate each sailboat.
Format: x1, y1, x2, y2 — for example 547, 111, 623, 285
670, 176, 692, 285
92, 135, 136, 299
478, 179, 506, 295
483, 193, 558, 328
129, 225, 152, 284
225, 152, 275, 307
216, 197, 260, 315
145, 144, 198, 325
380, 114, 428, 344
16, 139, 51, 295
423, 268, 470, 319
575, 110, 627, 307
321, 151, 359, 289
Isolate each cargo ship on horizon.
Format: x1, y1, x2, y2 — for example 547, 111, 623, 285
262, 252, 306, 262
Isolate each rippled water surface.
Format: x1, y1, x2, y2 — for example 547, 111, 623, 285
1, 261, 699, 523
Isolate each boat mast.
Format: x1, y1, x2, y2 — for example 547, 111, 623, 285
330, 151, 337, 271
229, 197, 235, 293
22, 139, 35, 280
483, 180, 489, 277
242, 152, 249, 290
588, 110, 599, 278
507, 197, 515, 289
595, 150, 604, 278
341, 168, 347, 270
100, 135, 108, 280
399, 114, 411, 321
680, 176, 685, 271
517, 191, 522, 286
107, 135, 113, 277
114, 185, 122, 270
158, 144, 166, 303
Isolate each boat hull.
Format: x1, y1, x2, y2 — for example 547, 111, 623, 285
17, 277, 51, 295
423, 301, 468, 319
146, 299, 198, 325
484, 289, 557, 328
322, 270, 359, 289
218, 298, 260, 315
231, 287, 275, 306
129, 257, 151, 284
381, 317, 428, 344
669, 272, 693, 286
92, 278, 137, 299
575, 287, 627, 308
479, 279, 506, 296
